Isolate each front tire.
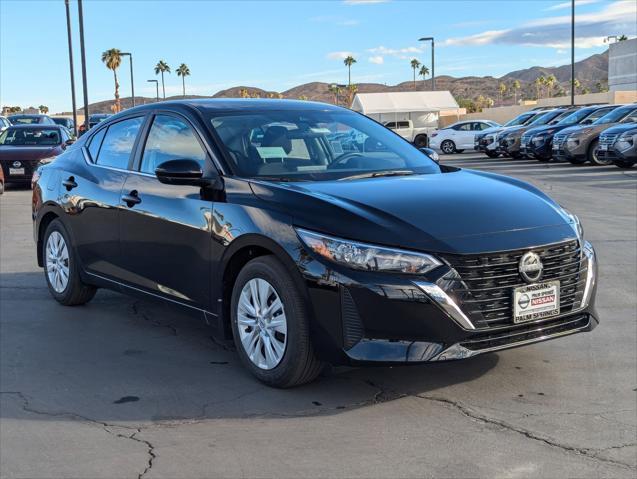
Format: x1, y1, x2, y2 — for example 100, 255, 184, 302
589, 140, 611, 166
485, 150, 500, 158
43, 219, 96, 306
231, 256, 323, 388
440, 140, 456, 154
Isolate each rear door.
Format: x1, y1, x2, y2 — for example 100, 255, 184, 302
453, 122, 474, 149
118, 112, 214, 309
63, 115, 145, 282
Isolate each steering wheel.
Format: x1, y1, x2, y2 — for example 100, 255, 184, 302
328, 152, 364, 169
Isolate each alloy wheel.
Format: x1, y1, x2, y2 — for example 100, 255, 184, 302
441, 140, 455, 154
237, 278, 288, 370
46, 231, 70, 293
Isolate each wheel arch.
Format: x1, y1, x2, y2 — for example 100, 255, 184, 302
36, 207, 62, 267
216, 233, 309, 339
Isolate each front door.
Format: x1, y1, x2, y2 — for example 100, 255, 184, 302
118, 113, 214, 309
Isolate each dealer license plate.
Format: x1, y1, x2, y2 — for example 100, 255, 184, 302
513, 281, 560, 324
9, 168, 25, 175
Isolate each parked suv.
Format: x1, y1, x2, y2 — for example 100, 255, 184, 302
598, 123, 637, 168
475, 111, 543, 158
552, 104, 637, 165
520, 105, 617, 161
499, 108, 577, 159
32, 99, 598, 387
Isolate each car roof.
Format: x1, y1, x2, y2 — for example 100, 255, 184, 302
112, 98, 344, 117
7, 124, 64, 129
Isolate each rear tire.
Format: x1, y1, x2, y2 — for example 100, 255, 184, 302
231, 256, 323, 388
42, 219, 96, 306
440, 140, 456, 154
414, 134, 428, 148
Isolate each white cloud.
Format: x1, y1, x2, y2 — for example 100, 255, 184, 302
545, 0, 599, 11
442, 0, 636, 49
367, 45, 424, 57
368, 55, 384, 64
326, 51, 354, 60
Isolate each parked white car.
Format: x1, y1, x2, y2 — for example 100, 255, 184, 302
429, 120, 500, 154
383, 120, 435, 148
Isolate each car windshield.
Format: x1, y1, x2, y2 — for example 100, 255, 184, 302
557, 108, 598, 126
9, 116, 40, 124
594, 106, 637, 125
209, 109, 441, 181
529, 110, 563, 126
0, 128, 61, 146
504, 113, 535, 127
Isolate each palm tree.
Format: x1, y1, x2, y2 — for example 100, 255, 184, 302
534, 76, 544, 100
498, 82, 507, 104
176, 63, 190, 97
545, 74, 557, 98
38, 105, 49, 114
618, 35, 628, 41
343, 55, 357, 87
511, 80, 521, 104
328, 84, 341, 105
573, 78, 581, 94
410, 59, 421, 90
418, 65, 430, 90
154, 60, 171, 99
101, 48, 123, 112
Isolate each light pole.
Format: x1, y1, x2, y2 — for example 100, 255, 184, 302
120, 52, 135, 107
64, 0, 78, 137
77, 0, 89, 131
570, 0, 575, 106
147, 80, 159, 102
418, 36, 435, 91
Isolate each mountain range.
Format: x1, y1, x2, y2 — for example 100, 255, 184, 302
76, 51, 609, 114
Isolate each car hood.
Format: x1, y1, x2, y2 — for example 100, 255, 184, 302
250, 170, 577, 254
558, 122, 619, 137
525, 123, 572, 136
0, 146, 61, 162
601, 123, 637, 135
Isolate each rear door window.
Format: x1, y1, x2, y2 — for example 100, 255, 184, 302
95, 117, 143, 169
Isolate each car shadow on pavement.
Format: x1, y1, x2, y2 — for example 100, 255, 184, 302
0, 271, 498, 424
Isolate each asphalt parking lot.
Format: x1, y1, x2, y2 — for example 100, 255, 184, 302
1, 154, 636, 479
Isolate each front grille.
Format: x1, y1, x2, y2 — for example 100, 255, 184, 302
599, 133, 618, 146
459, 314, 590, 351
520, 133, 533, 147
442, 240, 587, 330
553, 132, 568, 149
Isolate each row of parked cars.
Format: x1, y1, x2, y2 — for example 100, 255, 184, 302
0, 113, 112, 193
430, 104, 637, 169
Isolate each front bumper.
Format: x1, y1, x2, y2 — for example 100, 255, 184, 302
302, 239, 599, 365
0, 160, 39, 183
521, 140, 552, 159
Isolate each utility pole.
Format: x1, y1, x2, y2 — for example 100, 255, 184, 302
419, 37, 435, 90
121, 53, 135, 107
64, 0, 78, 137
77, 0, 90, 130
571, 0, 575, 106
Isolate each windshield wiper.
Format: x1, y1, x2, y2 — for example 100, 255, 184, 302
338, 170, 415, 181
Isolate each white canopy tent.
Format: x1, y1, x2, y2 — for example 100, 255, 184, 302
351, 91, 460, 126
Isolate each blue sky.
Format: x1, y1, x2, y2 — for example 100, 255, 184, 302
1, 0, 635, 113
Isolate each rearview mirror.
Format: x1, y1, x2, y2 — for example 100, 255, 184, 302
420, 147, 439, 163
155, 159, 216, 187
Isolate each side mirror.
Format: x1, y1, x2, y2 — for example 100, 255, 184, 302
155, 159, 216, 187
420, 147, 439, 163
65, 138, 75, 146
581, 119, 592, 125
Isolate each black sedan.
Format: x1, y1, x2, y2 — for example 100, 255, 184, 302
32, 100, 598, 387
0, 124, 73, 186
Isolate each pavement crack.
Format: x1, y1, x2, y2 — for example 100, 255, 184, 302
415, 394, 635, 471
1, 391, 154, 478
131, 301, 178, 336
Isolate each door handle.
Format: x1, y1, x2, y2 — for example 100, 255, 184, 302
121, 190, 141, 207
62, 176, 77, 191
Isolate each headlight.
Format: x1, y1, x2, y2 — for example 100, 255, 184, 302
561, 208, 584, 239
532, 134, 547, 145
566, 137, 580, 149
617, 132, 635, 149
296, 228, 442, 274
